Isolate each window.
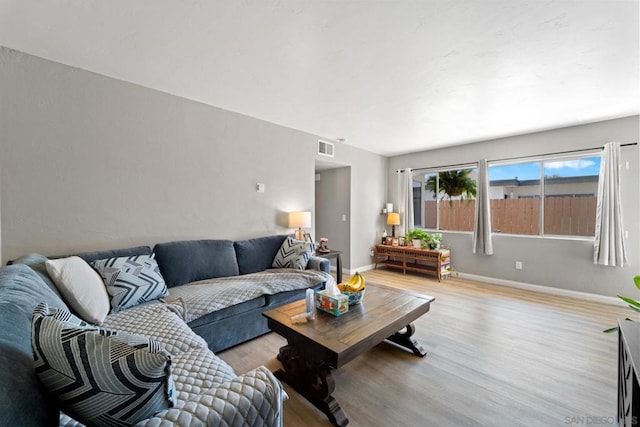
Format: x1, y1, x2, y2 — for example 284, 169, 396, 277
489, 155, 600, 236
411, 153, 600, 238
542, 157, 600, 236
414, 167, 478, 232
488, 161, 541, 234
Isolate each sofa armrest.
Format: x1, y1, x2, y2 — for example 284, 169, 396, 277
136, 366, 285, 427
307, 256, 330, 274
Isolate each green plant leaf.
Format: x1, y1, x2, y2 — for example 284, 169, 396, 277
618, 295, 640, 310
634, 275, 640, 291
603, 318, 634, 333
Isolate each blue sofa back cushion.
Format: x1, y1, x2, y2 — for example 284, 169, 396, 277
0, 264, 71, 426
153, 239, 240, 288
12, 253, 63, 299
74, 245, 152, 264
234, 234, 289, 275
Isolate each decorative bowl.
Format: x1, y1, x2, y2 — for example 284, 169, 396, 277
342, 288, 366, 305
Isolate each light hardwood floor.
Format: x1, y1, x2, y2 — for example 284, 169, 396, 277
219, 269, 634, 427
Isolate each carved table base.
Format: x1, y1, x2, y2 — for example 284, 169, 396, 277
274, 323, 426, 426
386, 323, 427, 357
275, 345, 349, 427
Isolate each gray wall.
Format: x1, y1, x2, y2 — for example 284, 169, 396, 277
315, 166, 351, 269
0, 47, 386, 264
334, 143, 388, 271
389, 116, 640, 298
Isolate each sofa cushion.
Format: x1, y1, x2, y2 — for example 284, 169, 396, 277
74, 245, 152, 264
45, 256, 110, 324
170, 347, 236, 402
0, 264, 68, 427
101, 301, 209, 356
234, 234, 289, 275
91, 254, 168, 313
32, 303, 176, 427
153, 239, 239, 288
264, 281, 325, 307
186, 295, 266, 328
12, 252, 63, 298
272, 237, 314, 270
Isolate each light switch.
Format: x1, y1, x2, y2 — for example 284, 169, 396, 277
342, 214, 346, 221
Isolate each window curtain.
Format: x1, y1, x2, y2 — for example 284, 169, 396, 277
397, 168, 414, 236
473, 159, 493, 255
593, 142, 627, 266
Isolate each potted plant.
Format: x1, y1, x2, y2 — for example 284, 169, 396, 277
405, 228, 429, 249
425, 232, 443, 250
603, 275, 640, 333
425, 169, 477, 205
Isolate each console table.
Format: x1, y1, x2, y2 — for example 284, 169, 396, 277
618, 320, 640, 426
374, 245, 451, 281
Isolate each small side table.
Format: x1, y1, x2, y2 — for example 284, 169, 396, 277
315, 250, 343, 283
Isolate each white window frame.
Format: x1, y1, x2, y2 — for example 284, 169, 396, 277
488, 149, 602, 237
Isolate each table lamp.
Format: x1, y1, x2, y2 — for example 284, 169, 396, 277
289, 211, 311, 241
387, 212, 400, 237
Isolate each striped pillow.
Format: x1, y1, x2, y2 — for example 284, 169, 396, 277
272, 237, 315, 270
31, 303, 175, 426
91, 254, 168, 313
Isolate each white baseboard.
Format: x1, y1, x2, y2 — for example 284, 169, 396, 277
344, 266, 622, 306
456, 272, 622, 306
345, 264, 375, 275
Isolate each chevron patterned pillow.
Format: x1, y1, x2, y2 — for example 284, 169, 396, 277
91, 254, 168, 313
31, 303, 175, 427
272, 237, 315, 270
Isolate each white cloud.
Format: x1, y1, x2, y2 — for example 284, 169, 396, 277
545, 159, 596, 170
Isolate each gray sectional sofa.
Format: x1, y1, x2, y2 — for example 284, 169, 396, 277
0, 234, 331, 426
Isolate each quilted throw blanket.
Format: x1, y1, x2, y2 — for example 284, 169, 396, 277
166, 269, 334, 323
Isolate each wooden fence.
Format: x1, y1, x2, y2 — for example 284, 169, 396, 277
423, 196, 596, 236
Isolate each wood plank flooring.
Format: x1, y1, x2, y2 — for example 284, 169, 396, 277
219, 269, 635, 427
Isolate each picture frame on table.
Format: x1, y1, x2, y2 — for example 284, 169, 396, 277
392, 237, 399, 246
304, 233, 313, 243
385, 236, 393, 245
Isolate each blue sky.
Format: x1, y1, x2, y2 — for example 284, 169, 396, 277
489, 157, 601, 181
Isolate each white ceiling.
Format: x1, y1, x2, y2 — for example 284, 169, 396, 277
1, 1, 638, 156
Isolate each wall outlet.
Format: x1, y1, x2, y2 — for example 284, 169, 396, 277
369, 249, 375, 257
515, 261, 523, 270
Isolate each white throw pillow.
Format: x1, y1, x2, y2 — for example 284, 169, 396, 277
45, 256, 110, 324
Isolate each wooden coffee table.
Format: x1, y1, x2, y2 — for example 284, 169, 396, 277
263, 283, 435, 426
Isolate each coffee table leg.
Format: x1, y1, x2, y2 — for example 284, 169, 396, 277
275, 345, 349, 426
386, 323, 427, 357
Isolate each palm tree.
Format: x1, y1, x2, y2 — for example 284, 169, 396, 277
425, 170, 477, 204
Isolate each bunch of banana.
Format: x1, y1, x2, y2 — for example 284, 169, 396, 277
337, 272, 365, 292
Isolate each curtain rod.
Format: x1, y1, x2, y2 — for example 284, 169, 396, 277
397, 141, 638, 173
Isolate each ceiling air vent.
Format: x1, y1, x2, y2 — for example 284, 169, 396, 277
318, 140, 334, 157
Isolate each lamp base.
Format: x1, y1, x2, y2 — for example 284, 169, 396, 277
392, 225, 396, 237
295, 229, 305, 241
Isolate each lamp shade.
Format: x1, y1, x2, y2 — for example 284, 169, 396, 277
288, 211, 311, 228
386, 212, 400, 226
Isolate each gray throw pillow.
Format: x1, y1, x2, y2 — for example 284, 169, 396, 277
91, 254, 168, 313
31, 303, 175, 427
272, 237, 315, 270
